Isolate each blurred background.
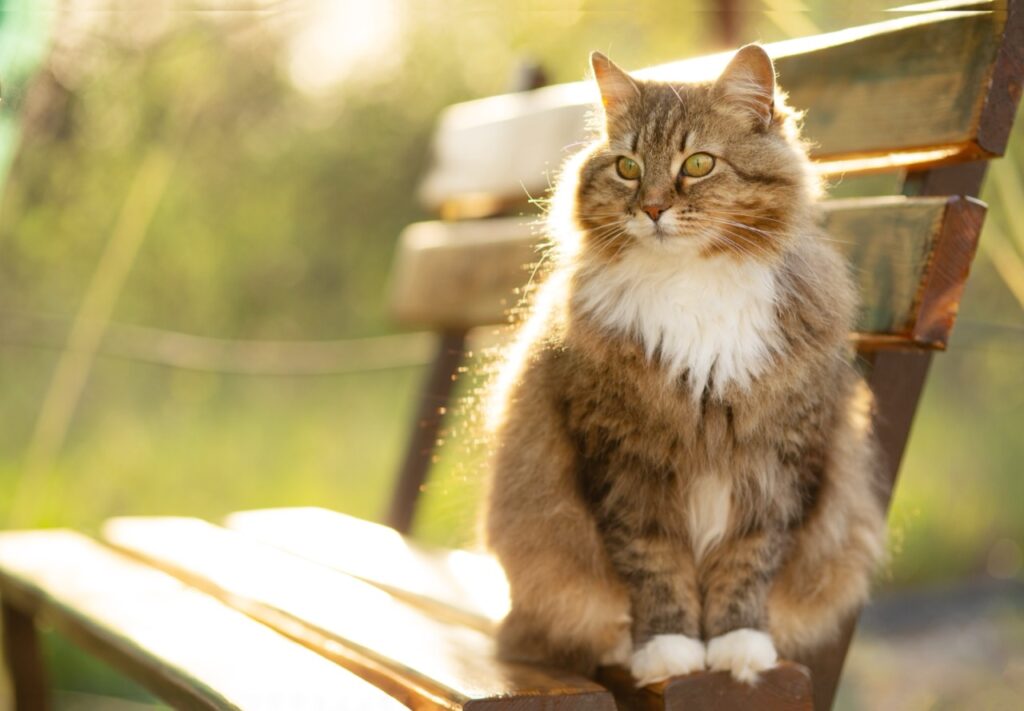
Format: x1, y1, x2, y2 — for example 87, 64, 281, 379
0, 0, 1021, 708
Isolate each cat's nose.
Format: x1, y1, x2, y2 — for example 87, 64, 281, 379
642, 204, 670, 222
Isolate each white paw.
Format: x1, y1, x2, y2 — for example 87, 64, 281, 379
706, 628, 778, 683
630, 634, 706, 686
600, 630, 632, 666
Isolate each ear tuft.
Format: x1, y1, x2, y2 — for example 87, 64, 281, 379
590, 51, 639, 117
714, 44, 776, 128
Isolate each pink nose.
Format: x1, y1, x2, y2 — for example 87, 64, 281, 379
642, 204, 670, 222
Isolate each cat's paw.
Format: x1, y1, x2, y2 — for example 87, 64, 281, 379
630, 634, 706, 686
706, 628, 778, 683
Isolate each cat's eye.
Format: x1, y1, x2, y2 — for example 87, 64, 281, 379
682, 152, 715, 178
616, 157, 641, 180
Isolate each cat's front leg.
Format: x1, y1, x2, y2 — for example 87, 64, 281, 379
599, 529, 705, 685
700, 528, 784, 683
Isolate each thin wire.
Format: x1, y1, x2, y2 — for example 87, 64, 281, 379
0, 312, 438, 375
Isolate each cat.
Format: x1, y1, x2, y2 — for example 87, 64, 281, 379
481, 45, 887, 686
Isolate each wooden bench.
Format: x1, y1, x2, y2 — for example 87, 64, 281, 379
0, 529, 408, 710
385, 0, 1023, 706
1, 1, 1021, 709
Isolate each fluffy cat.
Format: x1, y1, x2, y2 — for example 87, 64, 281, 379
481, 45, 886, 686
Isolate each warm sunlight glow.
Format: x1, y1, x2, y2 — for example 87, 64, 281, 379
813, 146, 966, 176
445, 549, 510, 622
226, 508, 510, 627
0, 530, 391, 708
102, 516, 514, 695
286, 0, 402, 95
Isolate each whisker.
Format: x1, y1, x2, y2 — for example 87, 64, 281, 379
696, 215, 775, 240
708, 209, 789, 226
706, 209, 859, 247
586, 224, 631, 243
704, 225, 778, 259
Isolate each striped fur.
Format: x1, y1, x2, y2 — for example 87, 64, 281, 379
482, 46, 886, 685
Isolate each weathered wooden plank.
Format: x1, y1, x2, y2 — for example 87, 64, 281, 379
389, 218, 539, 331
900, 195, 987, 346
103, 517, 614, 711
226, 508, 814, 711
0, 530, 406, 711
597, 663, 812, 711
975, 0, 1024, 155
228, 507, 507, 633
389, 196, 986, 349
421, 3, 1007, 210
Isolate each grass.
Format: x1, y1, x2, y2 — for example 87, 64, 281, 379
44, 631, 163, 708
0, 355, 424, 530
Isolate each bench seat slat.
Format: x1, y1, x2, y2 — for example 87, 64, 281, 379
226, 508, 814, 711
388, 196, 986, 350
0, 530, 406, 711
102, 516, 614, 711
229, 507, 506, 633
421, 3, 1008, 210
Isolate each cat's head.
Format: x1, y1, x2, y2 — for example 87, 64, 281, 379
561, 45, 817, 264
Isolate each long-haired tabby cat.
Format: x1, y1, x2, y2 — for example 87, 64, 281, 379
482, 45, 886, 686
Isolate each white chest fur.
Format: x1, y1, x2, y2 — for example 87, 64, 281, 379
573, 249, 781, 398
687, 474, 732, 561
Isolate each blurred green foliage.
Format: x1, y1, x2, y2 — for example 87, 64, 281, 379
0, 0, 1021, 586
0, 0, 1022, 704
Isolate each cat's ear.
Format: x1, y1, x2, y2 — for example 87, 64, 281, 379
713, 44, 776, 128
591, 52, 639, 120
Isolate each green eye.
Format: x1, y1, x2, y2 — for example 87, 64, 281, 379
616, 156, 641, 180
682, 152, 715, 178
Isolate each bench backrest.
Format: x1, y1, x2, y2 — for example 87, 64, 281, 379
391, 0, 1020, 353
419, 0, 1013, 214
386, 4, 1023, 708
390, 195, 984, 351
